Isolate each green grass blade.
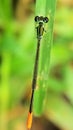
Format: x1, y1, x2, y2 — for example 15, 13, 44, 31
33, 0, 56, 116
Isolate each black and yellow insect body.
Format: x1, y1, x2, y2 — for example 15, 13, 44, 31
36, 22, 44, 39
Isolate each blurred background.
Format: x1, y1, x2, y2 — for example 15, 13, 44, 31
0, 0, 73, 130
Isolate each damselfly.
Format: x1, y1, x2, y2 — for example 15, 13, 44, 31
27, 16, 49, 129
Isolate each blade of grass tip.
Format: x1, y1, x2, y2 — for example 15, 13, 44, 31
0, 52, 10, 130
33, 0, 56, 116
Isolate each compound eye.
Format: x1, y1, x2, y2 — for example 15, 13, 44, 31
43, 17, 49, 23
35, 16, 40, 22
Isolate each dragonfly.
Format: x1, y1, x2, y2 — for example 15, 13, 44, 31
27, 16, 49, 129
